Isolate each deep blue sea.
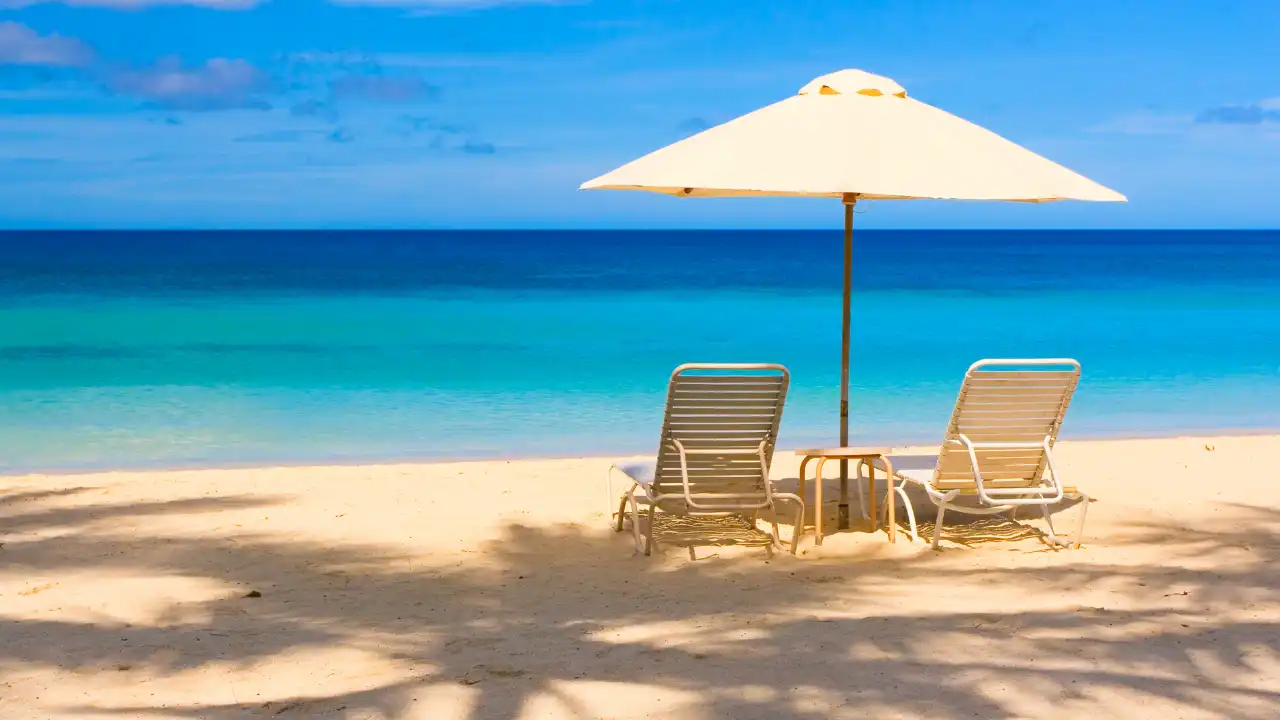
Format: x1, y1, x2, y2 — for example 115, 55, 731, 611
0, 230, 1277, 472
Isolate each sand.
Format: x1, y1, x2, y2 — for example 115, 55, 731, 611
2, 435, 1278, 719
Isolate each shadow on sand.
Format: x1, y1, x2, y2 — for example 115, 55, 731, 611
2, 485, 1278, 718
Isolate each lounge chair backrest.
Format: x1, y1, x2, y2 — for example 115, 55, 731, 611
652, 364, 789, 501
934, 359, 1080, 489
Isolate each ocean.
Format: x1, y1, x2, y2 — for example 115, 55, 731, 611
0, 229, 1277, 473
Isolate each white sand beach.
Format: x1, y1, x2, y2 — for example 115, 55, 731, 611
2, 434, 1279, 718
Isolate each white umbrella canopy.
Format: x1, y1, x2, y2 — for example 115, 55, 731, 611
581, 69, 1124, 531
581, 69, 1125, 202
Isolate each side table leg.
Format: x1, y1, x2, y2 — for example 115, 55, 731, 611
797, 455, 812, 546
867, 460, 877, 533
814, 457, 827, 546
838, 461, 849, 531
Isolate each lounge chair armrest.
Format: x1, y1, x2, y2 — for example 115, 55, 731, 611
948, 439, 1047, 450
668, 438, 773, 510
955, 434, 1064, 506
611, 461, 656, 485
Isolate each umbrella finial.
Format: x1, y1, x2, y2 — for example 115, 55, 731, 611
799, 69, 907, 98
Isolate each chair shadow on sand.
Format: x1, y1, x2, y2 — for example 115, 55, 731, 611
644, 514, 778, 559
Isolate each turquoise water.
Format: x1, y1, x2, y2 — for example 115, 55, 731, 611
0, 230, 1277, 472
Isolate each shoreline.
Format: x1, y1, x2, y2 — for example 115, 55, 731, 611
5, 426, 1277, 478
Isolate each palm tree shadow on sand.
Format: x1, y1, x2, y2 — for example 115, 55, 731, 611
2, 486, 1279, 719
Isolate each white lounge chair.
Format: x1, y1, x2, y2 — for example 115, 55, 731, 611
609, 363, 804, 556
873, 359, 1091, 549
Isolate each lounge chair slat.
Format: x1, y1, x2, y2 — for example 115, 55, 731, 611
936, 452, 1044, 466
956, 412, 1061, 421
956, 407, 1066, 418
672, 383, 782, 390
936, 460, 1043, 473
931, 476, 1049, 486
668, 421, 776, 431
968, 370, 1078, 380
956, 420, 1057, 431
670, 392, 778, 404
957, 389, 1075, 399
962, 383, 1075, 394
672, 375, 784, 384
962, 389, 1070, 398
670, 411, 777, 420
672, 390, 785, 400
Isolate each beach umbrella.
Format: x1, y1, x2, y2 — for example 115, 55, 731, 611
580, 69, 1125, 529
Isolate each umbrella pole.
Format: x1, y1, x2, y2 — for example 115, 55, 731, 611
838, 194, 855, 531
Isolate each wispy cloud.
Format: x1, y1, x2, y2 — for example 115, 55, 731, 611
289, 51, 509, 70
1090, 110, 1195, 136
396, 115, 470, 135
0, 24, 273, 113
0, 0, 258, 8
1196, 100, 1280, 125
0, 22, 94, 67
574, 18, 645, 30
457, 139, 495, 154
289, 98, 338, 121
234, 130, 322, 143
1092, 100, 1280, 140
107, 57, 271, 111
0, 0, 560, 7
329, 74, 440, 104
676, 116, 712, 133
331, 0, 572, 10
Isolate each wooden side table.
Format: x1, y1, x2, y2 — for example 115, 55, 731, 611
795, 448, 896, 545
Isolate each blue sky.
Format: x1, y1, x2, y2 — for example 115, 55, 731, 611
1, 0, 1277, 229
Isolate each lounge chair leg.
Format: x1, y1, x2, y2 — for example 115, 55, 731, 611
1040, 502, 1061, 547
880, 479, 894, 536
629, 491, 644, 554
645, 504, 656, 556
895, 485, 917, 543
931, 490, 960, 550
616, 493, 629, 533
791, 500, 805, 554
1072, 493, 1090, 549
770, 494, 805, 554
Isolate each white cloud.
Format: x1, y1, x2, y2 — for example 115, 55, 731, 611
287, 51, 508, 69
0, 0, 561, 7
1088, 111, 1194, 136
0, 22, 94, 67
1090, 107, 1280, 145
334, 0, 570, 8
107, 58, 271, 111
1092, 100, 1280, 136
0, 0, 256, 6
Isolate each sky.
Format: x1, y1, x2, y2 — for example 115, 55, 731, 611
0, 0, 1278, 229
